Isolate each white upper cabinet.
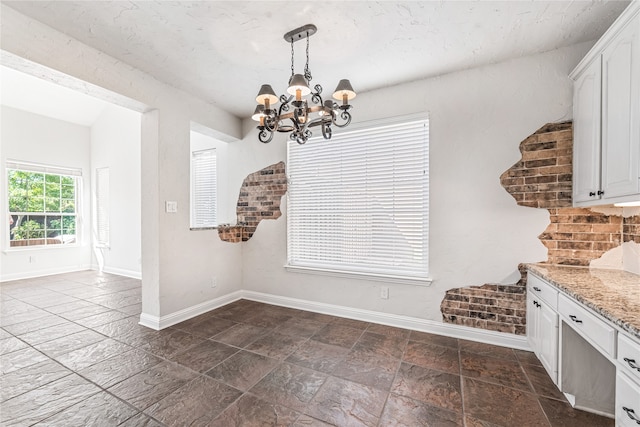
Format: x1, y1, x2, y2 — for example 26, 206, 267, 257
571, 3, 640, 206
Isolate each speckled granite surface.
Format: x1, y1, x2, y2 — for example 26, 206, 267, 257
527, 264, 640, 340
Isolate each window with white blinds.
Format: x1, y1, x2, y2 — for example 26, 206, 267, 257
287, 114, 429, 282
95, 167, 110, 246
191, 148, 217, 228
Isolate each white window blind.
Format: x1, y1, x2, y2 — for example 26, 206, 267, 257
95, 167, 109, 246
287, 114, 429, 281
191, 148, 217, 228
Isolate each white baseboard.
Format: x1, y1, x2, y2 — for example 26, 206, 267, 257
139, 290, 244, 330
102, 266, 142, 280
138, 288, 530, 350
0, 264, 92, 282
242, 291, 530, 351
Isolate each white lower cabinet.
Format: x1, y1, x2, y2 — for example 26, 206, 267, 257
527, 282, 559, 384
616, 372, 640, 427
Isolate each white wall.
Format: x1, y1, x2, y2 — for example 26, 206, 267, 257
90, 104, 142, 278
0, 106, 92, 280
230, 43, 592, 322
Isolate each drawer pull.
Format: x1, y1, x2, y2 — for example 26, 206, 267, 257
569, 315, 583, 324
623, 407, 640, 424
533, 287, 541, 292
533, 300, 540, 308
624, 358, 640, 372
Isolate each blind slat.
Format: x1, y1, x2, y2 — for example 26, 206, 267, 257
191, 149, 217, 228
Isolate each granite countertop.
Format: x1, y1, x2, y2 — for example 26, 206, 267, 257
527, 263, 640, 340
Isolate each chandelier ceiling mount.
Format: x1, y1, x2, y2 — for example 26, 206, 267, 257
253, 24, 356, 145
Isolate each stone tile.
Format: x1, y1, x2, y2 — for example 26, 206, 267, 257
140, 329, 205, 359
408, 332, 459, 349
330, 317, 370, 330
403, 340, 460, 375
0, 373, 101, 425
119, 413, 164, 427
294, 311, 339, 323
306, 376, 387, 427
464, 416, 504, 427
0, 336, 28, 355
333, 348, 400, 391
539, 396, 614, 427
118, 303, 142, 315
293, 415, 335, 426
521, 363, 566, 401
107, 361, 197, 411
172, 340, 238, 373
352, 331, 407, 359
1, 359, 72, 402
20, 293, 79, 308
78, 349, 163, 389
19, 322, 88, 345
178, 316, 237, 339
514, 349, 543, 367
379, 394, 464, 427
458, 340, 516, 361
93, 316, 167, 347
1, 311, 60, 331
247, 331, 307, 360
462, 377, 549, 426
286, 339, 349, 374
212, 323, 268, 347
34, 329, 105, 358
207, 350, 279, 391
57, 304, 112, 321
34, 391, 138, 426
74, 310, 132, 328
244, 311, 293, 328
0, 346, 49, 374
366, 323, 411, 339
145, 375, 242, 426
311, 324, 363, 348
250, 362, 328, 412
391, 362, 462, 412
45, 299, 96, 314
276, 317, 327, 338
0, 328, 12, 339
208, 393, 300, 427
54, 338, 131, 371
460, 351, 532, 392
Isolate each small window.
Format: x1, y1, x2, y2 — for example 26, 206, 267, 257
191, 148, 217, 228
287, 114, 430, 283
7, 161, 81, 248
95, 167, 110, 246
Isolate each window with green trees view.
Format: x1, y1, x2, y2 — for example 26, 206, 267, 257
8, 167, 78, 247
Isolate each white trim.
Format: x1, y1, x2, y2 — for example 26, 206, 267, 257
0, 264, 92, 282
284, 264, 432, 286
137, 288, 529, 350
102, 266, 141, 280
138, 290, 243, 330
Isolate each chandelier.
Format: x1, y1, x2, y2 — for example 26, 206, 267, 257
252, 24, 356, 145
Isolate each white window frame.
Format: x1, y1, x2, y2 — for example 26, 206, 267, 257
285, 113, 431, 286
190, 148, 217, 228
6, 160, 82, 250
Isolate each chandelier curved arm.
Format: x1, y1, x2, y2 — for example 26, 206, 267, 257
332, 108, 352, 128
258, 128, 274, 143
311, 84, 323, 105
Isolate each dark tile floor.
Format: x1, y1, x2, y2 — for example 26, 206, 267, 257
0, 271, 614, 426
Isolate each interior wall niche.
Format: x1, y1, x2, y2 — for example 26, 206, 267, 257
441, 121, 639, 335
218, 161, 287, 243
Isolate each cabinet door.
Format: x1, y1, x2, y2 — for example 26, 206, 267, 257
538, 300, 559, 384
601, 13, 640, 200
573, 58, 602, 204
527, 292, 539, 352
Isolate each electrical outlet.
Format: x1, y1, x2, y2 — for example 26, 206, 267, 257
211, 276, 218, 289
29, 255, 36, 263
380, 286, 389, 299
165, 201, 178, 213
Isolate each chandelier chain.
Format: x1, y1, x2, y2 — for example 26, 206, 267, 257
304, 31, 312, 82
290, 40, 295, 78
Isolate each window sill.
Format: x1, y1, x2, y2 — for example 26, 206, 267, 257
284, 264, 432, 286
189, 226, 218, 231
4, 244, 81, 253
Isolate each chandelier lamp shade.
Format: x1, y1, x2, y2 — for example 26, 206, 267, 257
252, 24, 356, 144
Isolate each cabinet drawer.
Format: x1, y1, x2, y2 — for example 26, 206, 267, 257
558, 294, 616, 358
527, 274, 558, 310
619, 334, 640, 384
616, 372, 640, 427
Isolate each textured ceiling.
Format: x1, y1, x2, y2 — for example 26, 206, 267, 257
3, 1, 631, 118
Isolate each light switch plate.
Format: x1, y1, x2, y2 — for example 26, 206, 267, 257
165, 201, 178, 213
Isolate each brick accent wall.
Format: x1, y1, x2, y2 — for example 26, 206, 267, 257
499, 121, 572, 209
218, 161, 287, 243
625, 215, 640, 243
440, 265, 528, 335
441, 121, 639, 335
541, 208, 623, 266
